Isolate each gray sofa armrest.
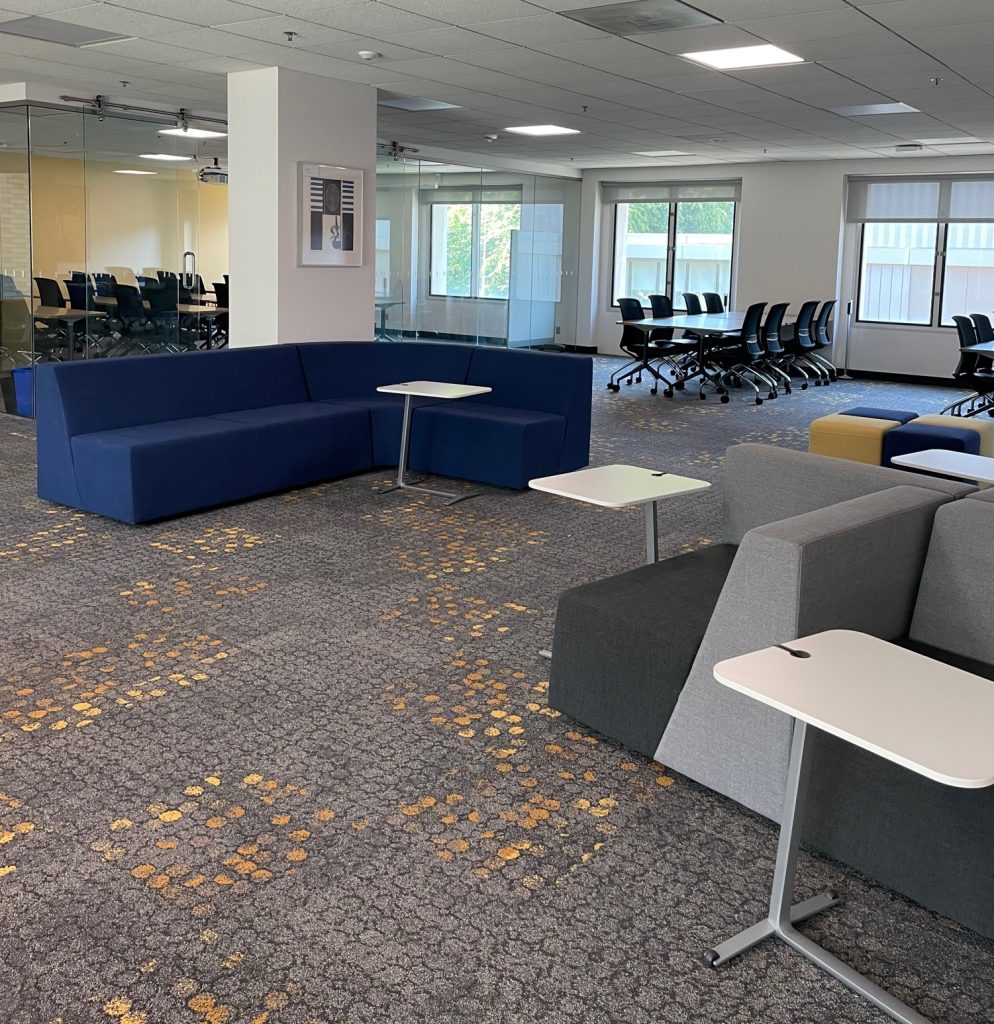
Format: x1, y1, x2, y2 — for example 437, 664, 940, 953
657, 485, 955, 821
722, 443, 974, 545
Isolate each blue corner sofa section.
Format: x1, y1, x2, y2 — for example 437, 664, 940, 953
36, 341, 593, 524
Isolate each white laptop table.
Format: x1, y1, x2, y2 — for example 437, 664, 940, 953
710, 629, 994, 1024
529, 463, 711, 565
891, 448, 994, 485
376, 380, 491, 504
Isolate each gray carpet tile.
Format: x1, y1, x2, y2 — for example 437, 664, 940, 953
0, 359, 990, 1024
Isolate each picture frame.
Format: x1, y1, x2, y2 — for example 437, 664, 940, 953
299, 163, 363, 267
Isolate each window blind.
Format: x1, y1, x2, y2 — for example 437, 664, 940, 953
600, 179, 741, 204
846, 175, 994, 223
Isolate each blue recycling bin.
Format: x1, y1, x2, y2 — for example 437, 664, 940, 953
12, 366, 33, 417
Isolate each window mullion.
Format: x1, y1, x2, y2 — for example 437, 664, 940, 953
932, 222, 947, 327
666, 203, 677, 298
471, 203, 482, 299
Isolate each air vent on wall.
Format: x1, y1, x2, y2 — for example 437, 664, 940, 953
561, 0, 718, 36
0, 16, 131, 47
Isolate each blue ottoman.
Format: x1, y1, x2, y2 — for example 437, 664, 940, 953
840, 406, 918, 425
883, 422, 980, 468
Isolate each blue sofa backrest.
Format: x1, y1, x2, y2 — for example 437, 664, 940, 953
38, 346, 308, 437
298, 341, 473, 399
465, 347, 593, 417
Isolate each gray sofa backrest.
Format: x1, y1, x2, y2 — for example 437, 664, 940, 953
658, 484, 957, 821
909, 496, 994, 665
722, 443, 972, 545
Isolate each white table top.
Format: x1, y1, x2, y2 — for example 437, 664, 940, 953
891, 448, 994, 484
619, 313, 745, 334
529, 464, 711, 507
714, 629, 994, 789
377, 380, 492, 400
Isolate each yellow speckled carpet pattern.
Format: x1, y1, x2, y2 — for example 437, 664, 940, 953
0, 361, 990, 1023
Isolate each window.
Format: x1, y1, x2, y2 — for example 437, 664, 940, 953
858, 222, 937, 325
429, 201, 521, 299
610, 198, 736, 308
849, 175, 994, 327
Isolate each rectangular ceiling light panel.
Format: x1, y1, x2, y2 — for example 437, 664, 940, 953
0, 16, 130, 47
563, 0, 718, 36
682, 44, 804, 70
505, 125, 581, 136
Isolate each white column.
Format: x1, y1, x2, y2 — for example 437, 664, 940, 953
227, 67, 377, 346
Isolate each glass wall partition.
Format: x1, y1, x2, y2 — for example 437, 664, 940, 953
0, 102, 228, 416
375, 155, 579, 349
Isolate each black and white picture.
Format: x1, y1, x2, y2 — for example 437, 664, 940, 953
300, 163, 363, 266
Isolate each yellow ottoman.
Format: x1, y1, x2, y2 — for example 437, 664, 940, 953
808, 413, 901, 465
914, 414, 994, 457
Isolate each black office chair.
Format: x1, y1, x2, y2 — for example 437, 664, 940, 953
609, 297, 664, 393
92, 273, 116, 297
70, 271, 87, 283
157, 270, 178, 284
112, 285, 151, 342
711, 302, 775, 404
683, 293, 703, 315
759, 302, 793, 394
971, 313, 994, 345
35, 277, 66, 308
783, 300, 828, 385
942, 316, 994, 416
647, 293, 698, 393
810, 299, 838, 381
702, 292, 724, 314
65, 281, 95, 311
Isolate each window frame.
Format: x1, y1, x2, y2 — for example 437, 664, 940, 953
609, 199, 737, 311
427, 199, 521, 301
854, 221, 942, 328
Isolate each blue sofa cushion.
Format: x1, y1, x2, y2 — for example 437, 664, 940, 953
840, 407, 918, 424
413, 404, 567, 489
883, 422, 981, 468
321, 396, 444, 466
71, 407, 372, 523
211, 402, 365, 429
298, 341, 472, 401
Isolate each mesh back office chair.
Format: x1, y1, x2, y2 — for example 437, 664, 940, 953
35, 277, 65, 308
942, 316, 994, 416
69, 271, 87, 283
65, 281, 94, 310
648, 293, 699, 392
112, 285, 151, 348
609, 297, 652, 392
711, 302, 775, 404
211, 282, 229, 348
810, 299, 838, 380
971, 313, 994, 346
785, 300, 828, 385
92, 273, 116, 297
683, 293, 703, 315
702, 292, 724, 313
760, 302, 793, 394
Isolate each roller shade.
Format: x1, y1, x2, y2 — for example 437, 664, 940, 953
420, 185, 522, 203
847, 175, 994, 223
600, 179, 741, 204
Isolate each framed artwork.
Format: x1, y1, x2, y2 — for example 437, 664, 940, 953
299, 163, 363, 267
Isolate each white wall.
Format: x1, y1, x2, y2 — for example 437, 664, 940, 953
228, 67, 376, 346
579, 153, 994, 376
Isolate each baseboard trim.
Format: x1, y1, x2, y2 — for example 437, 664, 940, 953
844, 369, 962, 389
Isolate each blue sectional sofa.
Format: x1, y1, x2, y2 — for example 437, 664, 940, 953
35, 341, 592, 523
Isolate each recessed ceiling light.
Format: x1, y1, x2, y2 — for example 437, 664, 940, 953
832, 102, 919, 116
159, 127, 227, 139
916, 136, 982, 145
681, 44, 803, 71
634, 149, 689, 157
505, 125, 581, 136
139, 153, 194, 161
115, 169, 158, 175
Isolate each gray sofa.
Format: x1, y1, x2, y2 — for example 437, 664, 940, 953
550, 444, 994, 938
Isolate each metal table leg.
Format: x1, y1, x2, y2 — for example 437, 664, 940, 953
377, 394, 480, 505
644, 500, 658, 564
706, 719, 933, 1024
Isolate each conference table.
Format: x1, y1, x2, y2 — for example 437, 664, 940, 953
33, 306, 106, 359
960, 340, 994, 356
374, 300, 404, 342
618, 312, 746, 397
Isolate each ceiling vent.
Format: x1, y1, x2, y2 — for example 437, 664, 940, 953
378, 92, 461, 112
561, 0, 718, 36
0, 16, 131, 47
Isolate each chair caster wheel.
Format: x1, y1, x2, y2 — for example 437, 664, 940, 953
801, 383, 808, 390
664, 389, 673, 398
785, 387, 792, 395
626, 379, 632, 386
636, 376, 642, 383
699, 392, 707, 400
703, 949, 720, 969
609, 384, 620, 392
755, 397, 763, 405
769, 392, 777, 400
720, 394, 729, 404
650, 387, 658, 395
675, 381, 685, 390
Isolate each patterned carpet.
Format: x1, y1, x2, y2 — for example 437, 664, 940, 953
1, 358, 991, 1024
